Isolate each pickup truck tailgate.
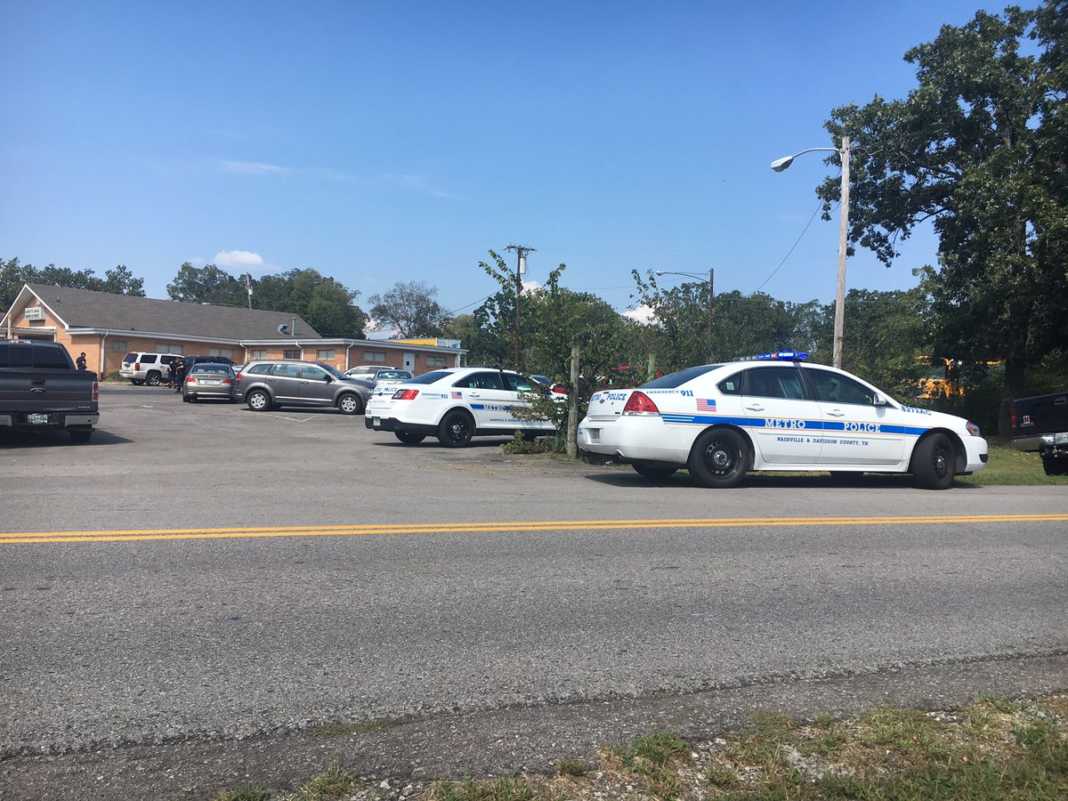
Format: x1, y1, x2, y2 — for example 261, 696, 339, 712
1012, 391, 1068, 441
0, 370, 96, 413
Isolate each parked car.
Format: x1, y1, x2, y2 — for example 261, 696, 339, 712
345, 364, 399, 382
1009, 389, 1068, 475
182, 355, 236, 372
0, 340, 99, 443
183, 363, 237, 403
531, 373, 569, 398
371, 369, 413, 391
578, 352, 987, 490
119, 352, 181, 385
236, 360, 372, 414
364, 367, 555, 445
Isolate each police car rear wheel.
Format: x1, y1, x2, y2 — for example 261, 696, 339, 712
688, 428, 749, 489
632, 463, 677, 482
438, 410, 474, 447
913, 432, 955, 490
395, 431, 425, 445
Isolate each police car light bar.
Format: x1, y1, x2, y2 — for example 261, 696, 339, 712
737, 351, 810, 362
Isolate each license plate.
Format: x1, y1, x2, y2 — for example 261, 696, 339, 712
28, 413, 49, 425
372, 417, 381, 428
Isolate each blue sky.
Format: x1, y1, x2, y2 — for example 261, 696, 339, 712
1, 0, 1015, 320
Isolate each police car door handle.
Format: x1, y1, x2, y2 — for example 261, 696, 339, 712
744, 403, 764, 412
468, 392, 481, 398
827, 408, 845, 417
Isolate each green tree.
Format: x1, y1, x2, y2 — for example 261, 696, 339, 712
369, 281, 449, 337
166, 263, 246, 306
815, 1, 1068, 395
2, 256, 146, 309
252, 269, 367, 338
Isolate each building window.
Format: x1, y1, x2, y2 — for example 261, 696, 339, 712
284, 349, 301, 360
157, 343, 183, 355
250, 350, 268, 360
208, 348, 233, 358
426, 356, 447, 368
317, 349, 336, 360
109, 339, 129, 352
364, 351, 386, 362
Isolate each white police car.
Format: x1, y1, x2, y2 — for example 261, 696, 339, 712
364, 367, 555, 446
578, 352, 988, 489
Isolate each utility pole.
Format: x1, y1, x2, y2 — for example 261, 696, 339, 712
770, 135, 852, 368
832, 136, 850, 369
505, 244, 535, 370
244, 274, 253, 310
706, 267, 715, 363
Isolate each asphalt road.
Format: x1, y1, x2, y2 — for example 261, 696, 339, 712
1, 384, 1066, 798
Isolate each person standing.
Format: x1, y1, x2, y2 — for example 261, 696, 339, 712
172, 357, 186, 391
75, 352, 87, 371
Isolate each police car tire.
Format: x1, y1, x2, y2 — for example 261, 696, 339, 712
438, 410, 474, 447
337, 393, 363, 415
395, 431, 425, 445
688, 427, 750, 489
912, 432, 955, 490
632, 463, 678, 482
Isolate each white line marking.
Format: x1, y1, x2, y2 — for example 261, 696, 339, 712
281, 415, 313, 423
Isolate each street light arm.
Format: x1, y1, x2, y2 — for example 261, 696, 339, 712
655, 271, 708, 282
769, 146, 840, 172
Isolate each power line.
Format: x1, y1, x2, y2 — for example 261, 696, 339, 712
755, 201, 824, 293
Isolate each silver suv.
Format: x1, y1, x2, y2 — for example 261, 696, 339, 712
235, 360, 372, 415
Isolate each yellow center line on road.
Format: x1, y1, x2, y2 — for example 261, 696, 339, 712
0, 514, 1066, 545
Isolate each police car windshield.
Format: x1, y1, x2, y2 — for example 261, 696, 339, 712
408, 370, 453, 384
641, 364, 723, 389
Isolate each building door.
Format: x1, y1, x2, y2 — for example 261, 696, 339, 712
403, 351, 415, 372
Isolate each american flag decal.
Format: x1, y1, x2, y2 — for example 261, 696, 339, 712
697, 398, 716, 412
451, 391, 463, 399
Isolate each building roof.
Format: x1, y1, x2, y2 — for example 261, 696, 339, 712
17, 283, 322, 340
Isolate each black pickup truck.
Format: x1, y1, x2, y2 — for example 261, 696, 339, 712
1009, 389, 1068, 475
0, 340, 99, 443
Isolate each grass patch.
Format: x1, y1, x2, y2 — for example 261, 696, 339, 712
555, 758, 589, 777
217, 695, 1067, 801
957, 444, 1068, 485
500, 432, 554, 455
211, 788, 272, 801
428, 777, 535, 801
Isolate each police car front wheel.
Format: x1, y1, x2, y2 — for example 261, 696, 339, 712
912, 431, 956, 490
688, 428, 751, 489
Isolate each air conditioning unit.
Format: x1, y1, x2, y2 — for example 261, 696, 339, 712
24, 306, 44, 321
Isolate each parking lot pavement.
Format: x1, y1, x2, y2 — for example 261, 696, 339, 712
2, 383, 1067, 536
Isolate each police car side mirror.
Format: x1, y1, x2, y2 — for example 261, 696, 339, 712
873, 394, 890, 407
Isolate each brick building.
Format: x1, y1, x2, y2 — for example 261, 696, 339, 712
0, 283, 464, 376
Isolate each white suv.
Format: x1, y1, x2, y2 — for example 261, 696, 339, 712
120, 352, 181, 386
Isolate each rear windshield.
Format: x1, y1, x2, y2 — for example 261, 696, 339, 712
123, 353, 137, 363
192, 364, 230, 374
376, 370, 411, 380
641, 364, 722, 389
408, 370, 452, 385
33, 346, 72, 369
0, 343, 31, 367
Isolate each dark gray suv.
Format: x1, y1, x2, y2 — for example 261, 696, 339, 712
235, 361, 372, 415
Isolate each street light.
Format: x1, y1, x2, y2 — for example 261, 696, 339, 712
770, 136, 851, 369
655, 269, 715, 363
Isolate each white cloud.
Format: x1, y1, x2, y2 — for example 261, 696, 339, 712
213, 250, 265, 269
624, 304, 656, 324
221, 160, 292, 176
521, 280, 542, 293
